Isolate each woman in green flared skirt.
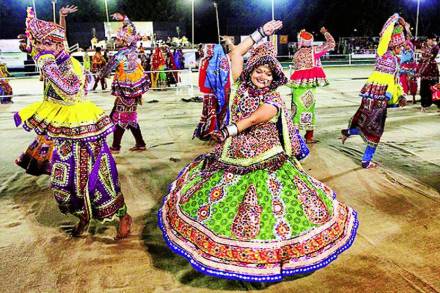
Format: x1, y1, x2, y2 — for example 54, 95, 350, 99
159, 20, 358, 282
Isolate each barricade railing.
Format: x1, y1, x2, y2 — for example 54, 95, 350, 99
0, 68, 200, 99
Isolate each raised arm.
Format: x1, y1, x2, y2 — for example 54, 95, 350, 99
59, 5, 78, 31
315, 27, 335, 57
228, 20, 283, 81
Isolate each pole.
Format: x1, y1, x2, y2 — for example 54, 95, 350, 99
52, 0, 56, 23
32, 0, 37, 17
214, 2, 220, 44
104, 0, 110, 23
271, 0, 274, 20
271, 0, 277, 54
191, 0, 195, 48
415, 0, 420, 39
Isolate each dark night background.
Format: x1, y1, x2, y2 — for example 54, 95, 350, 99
1, 0, 439, 46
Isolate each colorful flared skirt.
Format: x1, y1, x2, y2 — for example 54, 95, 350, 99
0, 80, 13, 104
291, 87, 316, 130
111, 96, 140, 129
16, 135, 54, 176
159, 154, 358, 282
289, 68, 329, 88
349, 97, 387, 146
51, 138, 126, 221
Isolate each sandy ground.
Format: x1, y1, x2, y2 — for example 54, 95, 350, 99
0, 66, 439, 292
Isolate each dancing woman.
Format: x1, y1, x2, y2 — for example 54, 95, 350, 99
14, 8, 132, 238
15, 5, 77, 176
341, 14, 408, 168
418, 34, 439, 111
159, 20, 358, 282
399, 39, 417, 104
290, 27, 335, 143
0, 62, 13, 104
100, 13, 150, 153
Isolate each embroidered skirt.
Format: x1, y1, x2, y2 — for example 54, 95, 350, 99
348, 97, 387, 146
51, 138, 126, 221
111, 96, 140, 129
16, 135, 54, 176
159, 154, 358, 282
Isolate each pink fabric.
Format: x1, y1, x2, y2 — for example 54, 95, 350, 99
314, 50, 329, 59
400, 74, 417, 95
290, 67, 327, 81
111, 111, 138, 126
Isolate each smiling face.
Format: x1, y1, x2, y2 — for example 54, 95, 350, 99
250, 64, 273, 89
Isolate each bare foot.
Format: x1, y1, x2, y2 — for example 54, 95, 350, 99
115, 214, 132, 240
340, 129, 349, 144
306, 139, 319, 144
71, 217, 89, 237
340, 135, 348, 144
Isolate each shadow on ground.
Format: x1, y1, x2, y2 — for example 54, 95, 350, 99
141, 204, 311, 291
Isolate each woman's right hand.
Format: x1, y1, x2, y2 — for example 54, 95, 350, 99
210, 130, 227, 143
262, 20, 283, 36
60, 5, 78, 16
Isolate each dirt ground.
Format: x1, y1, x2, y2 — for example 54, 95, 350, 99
0, 66, 439, 292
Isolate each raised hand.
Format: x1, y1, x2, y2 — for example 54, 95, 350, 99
262, 20, 283, 36
111, 12, 125, 21
60, 5, 78, 16
320, 27, 328, 34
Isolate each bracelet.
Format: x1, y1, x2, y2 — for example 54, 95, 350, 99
226, 123, 238, 137
250, 27, 265, 43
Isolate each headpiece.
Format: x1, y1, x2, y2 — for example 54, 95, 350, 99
389, 24, 405, 48
25, 7, 65, 44
297, 30, 314, 48
377, 13, 407, 56
240, 42, 287, 90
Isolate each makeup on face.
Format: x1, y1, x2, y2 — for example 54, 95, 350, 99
251, 65, 273, 89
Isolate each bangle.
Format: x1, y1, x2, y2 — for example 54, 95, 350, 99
226, 123, 238, 137
250, 27, 265, 43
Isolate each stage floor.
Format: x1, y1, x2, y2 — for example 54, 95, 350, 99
0, 66, 439, 292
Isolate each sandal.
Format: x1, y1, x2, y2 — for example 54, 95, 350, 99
110, 146, 120, 154
129, 145, 147, 152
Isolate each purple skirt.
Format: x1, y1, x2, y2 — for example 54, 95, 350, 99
51, 138, 126, 221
